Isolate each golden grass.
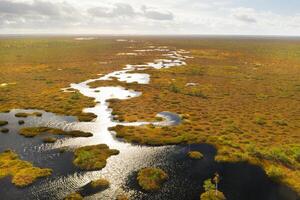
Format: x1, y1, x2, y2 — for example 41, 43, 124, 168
0, 150, 52, 187
137, 167, 168, 191
73, 144, 119, 170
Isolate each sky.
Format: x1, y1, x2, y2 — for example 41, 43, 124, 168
0, 0, 299, 35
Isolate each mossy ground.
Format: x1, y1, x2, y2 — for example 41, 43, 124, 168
137, 167, 168, 191
19, 127, 92, 138
0, 150, 52, 187
73, 144, 119, 170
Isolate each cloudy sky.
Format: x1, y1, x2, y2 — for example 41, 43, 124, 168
0, 0, 299, 35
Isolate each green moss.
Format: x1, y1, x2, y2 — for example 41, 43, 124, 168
19, 127, 92, 138
15, 112, 43, 118
73, 144, 119, 170
90, 178, 110, 189
0, 150, 52, 187
188, 151, 204, 159
137, 168, 168, 191
0, 120, 8, 126
64, 193, 83, 200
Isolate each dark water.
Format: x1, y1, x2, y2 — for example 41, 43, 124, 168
124, 144, 299, 200
0, 110, 299, 200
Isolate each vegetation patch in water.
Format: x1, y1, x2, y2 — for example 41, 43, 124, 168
42, 137, 57, 143
19, 127, 92, 138
188, 151, 204, 159
64, 192, 83, 200
1, 128, 9, 133
18, 120, 25, 125
15, 112, 42, 118
0, 120, 8, 126
89, 178, 110, 189
73, 144, 119, 170
116, 194, 129, 200
200, 178, 226, 200
137, 167, 168, 191
0, 150, 52, 187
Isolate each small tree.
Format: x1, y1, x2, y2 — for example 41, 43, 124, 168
213, 173, 220, 196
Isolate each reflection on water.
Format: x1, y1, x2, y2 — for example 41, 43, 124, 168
0, 46, 299, 200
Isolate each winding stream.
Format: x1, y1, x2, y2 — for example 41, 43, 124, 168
0, 46, 299, 200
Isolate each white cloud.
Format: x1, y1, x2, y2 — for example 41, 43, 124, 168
232, 7, 257, 23
0, 0, 299, 35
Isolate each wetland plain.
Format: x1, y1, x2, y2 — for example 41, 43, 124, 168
0, 36, 299, 200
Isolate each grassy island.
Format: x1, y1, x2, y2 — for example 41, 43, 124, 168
0, 150, 52, 187
90, 178, 110, 189
15, 112, 42, 118
73, 144, 119, 170
137, 167, 168, 191
0, 120, 8, 126
188, 151, 204, 159
19, 127, 92, 138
